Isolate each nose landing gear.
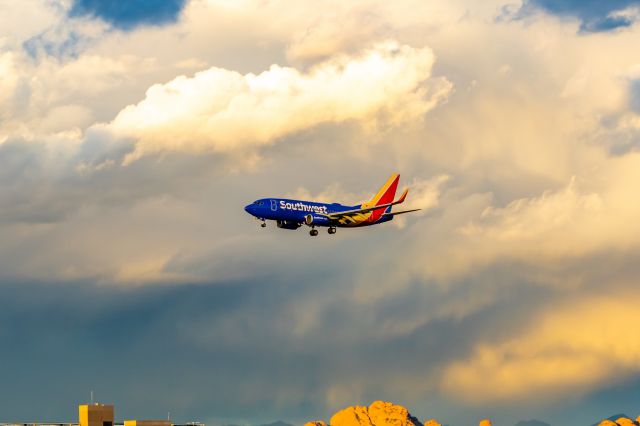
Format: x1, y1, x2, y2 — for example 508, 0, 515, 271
260, 219, 266, 228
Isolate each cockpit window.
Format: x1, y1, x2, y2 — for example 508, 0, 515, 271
254, 201, 265, 206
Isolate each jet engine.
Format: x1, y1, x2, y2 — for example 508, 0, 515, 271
304, 214, 331, 226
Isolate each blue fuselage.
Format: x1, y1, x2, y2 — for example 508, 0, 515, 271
244, 198, 392, 228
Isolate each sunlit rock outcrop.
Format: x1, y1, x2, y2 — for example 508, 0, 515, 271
596, 419, 639, 426
330, 404, 371, 426
310, 401, 425, 426
367, 401, 421, 426
329, 401, 422, 426
305, 403, 640, 426
615, 418, 637, 426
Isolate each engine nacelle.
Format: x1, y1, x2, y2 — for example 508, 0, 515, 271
304, 214, 331, 226
276, 220, 302, 230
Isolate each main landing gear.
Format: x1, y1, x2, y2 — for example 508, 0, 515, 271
309, 226, 336, 236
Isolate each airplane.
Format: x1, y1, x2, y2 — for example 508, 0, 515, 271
244, 173, 421, 236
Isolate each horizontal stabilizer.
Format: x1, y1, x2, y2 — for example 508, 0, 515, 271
382, 208, 421, 217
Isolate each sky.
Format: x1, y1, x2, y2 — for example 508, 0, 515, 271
2, 0, 640, 425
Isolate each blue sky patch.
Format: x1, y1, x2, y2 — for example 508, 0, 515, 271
69, 0, 188, 30
521, 0, 640, 32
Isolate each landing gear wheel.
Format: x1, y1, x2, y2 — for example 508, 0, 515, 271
328, 227, 336, 235
260, 220, 266, 228
310, 229, 319, 236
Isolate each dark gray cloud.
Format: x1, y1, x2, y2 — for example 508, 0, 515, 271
0, 271, 545, 425
3, 251, 640, 426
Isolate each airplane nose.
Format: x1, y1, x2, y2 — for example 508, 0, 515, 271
244, 204, 255, 215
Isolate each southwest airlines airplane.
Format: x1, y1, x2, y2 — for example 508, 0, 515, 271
244, 174, 420, 236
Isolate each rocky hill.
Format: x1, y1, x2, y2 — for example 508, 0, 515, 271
304, 401, 640, 426
226, 422, 295, 426
304, 401, 429, 426
594, 416, 640, 426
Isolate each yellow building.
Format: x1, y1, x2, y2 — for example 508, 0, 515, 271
79, 404, 114, 426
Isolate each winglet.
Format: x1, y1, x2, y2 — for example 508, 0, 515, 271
396, 188, 409, 204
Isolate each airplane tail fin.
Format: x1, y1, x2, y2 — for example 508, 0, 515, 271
363, 174, 400, 221
364, 173, 399, 208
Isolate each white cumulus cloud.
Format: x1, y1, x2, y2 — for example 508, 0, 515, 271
109, 41, 452, 164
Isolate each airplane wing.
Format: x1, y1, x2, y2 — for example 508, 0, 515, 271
320, 188, 410, 221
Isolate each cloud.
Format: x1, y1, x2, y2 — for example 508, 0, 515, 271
285, 183, 371, 205
110, 41, 452, 164
475, 153, 640, 253
441, 290, 640, 402
0, 48, 157, 141
387, 151, 640, 292
69, 0, 188, 30
404, 175, 450, 213
285, 5, 392, 63
462, 178, 604, 253
0, 53, 20, 132
632, 82, 640, 113
0, 0, 65, 48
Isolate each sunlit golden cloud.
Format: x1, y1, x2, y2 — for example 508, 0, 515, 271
441, 291, 640, 401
